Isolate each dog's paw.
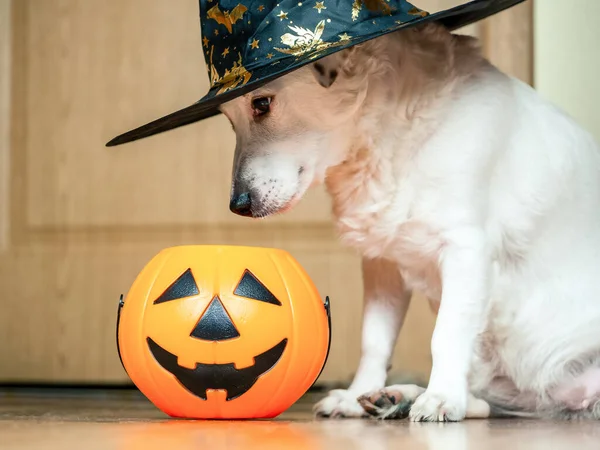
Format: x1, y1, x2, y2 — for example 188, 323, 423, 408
313, 389, 369, 419
358, 384, 425, 420
409, 390, 467, 422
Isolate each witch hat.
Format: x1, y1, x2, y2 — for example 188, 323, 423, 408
106, 0, 525, 147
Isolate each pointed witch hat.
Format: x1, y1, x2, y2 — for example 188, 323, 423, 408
106, 0, 525, 147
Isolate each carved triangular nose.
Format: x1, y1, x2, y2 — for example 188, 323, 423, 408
190, 296, 240, 341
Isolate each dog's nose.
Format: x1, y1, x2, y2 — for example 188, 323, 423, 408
229, 192, 253, 217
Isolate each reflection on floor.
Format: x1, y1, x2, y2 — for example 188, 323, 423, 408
1, 387, 600, 450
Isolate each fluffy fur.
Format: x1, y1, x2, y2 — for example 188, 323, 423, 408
220, 22, 600, 421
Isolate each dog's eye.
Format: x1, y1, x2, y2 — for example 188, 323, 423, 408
252, 97, 272, 117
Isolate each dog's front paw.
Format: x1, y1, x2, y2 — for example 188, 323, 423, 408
313, 389, 368, 419
409, 390, 467, 422
358, 384, 425, 420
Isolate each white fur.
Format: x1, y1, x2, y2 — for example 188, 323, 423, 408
221, 23, 600, 421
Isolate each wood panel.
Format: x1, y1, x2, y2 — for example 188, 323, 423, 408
480, 0, 534, 84
0, 0, 10, 251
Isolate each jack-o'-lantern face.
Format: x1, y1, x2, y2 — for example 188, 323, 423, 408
117, 245, 330, 419
146, 267, 289, 401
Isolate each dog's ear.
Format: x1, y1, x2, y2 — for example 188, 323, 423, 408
311, 50, 351, 88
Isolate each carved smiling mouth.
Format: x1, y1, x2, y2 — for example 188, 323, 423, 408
147, 337, 287, 401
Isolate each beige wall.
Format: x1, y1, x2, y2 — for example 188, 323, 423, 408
534, 0, 600, 141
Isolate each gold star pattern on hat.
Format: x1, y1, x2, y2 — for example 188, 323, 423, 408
338, 33, 351, 41
351, 0, 360, 20
251, 38, 260, 49
314, 1, 326, 13
208, 47, 252, 95
275, 20, 329, 57
258, 5, 265, 11
408, 6, 429, 17
202, 36, 209, 47
266, 53, 274, 59
222, 47, 230, 57
277, 11, 288, 20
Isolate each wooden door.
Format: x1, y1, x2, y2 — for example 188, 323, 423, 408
0, 0, 532, 385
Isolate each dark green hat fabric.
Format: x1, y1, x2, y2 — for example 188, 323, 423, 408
107, 0, 525, 147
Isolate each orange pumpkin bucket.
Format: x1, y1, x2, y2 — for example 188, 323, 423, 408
116, 245, 331, 419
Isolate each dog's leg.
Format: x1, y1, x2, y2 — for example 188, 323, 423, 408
313, 257, 411, 418
358, 386, 490, 420
408, 230, 490, 422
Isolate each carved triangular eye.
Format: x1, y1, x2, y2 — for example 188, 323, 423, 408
234, 270, 281, 306
153, 268, 199, 304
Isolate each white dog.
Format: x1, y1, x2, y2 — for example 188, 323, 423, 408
221, 22, 600, 421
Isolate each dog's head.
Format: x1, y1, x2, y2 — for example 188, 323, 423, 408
220, 49, 365, 218
220, 23, 460, 218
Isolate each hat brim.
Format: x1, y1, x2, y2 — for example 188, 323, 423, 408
106, 0, 525, 147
